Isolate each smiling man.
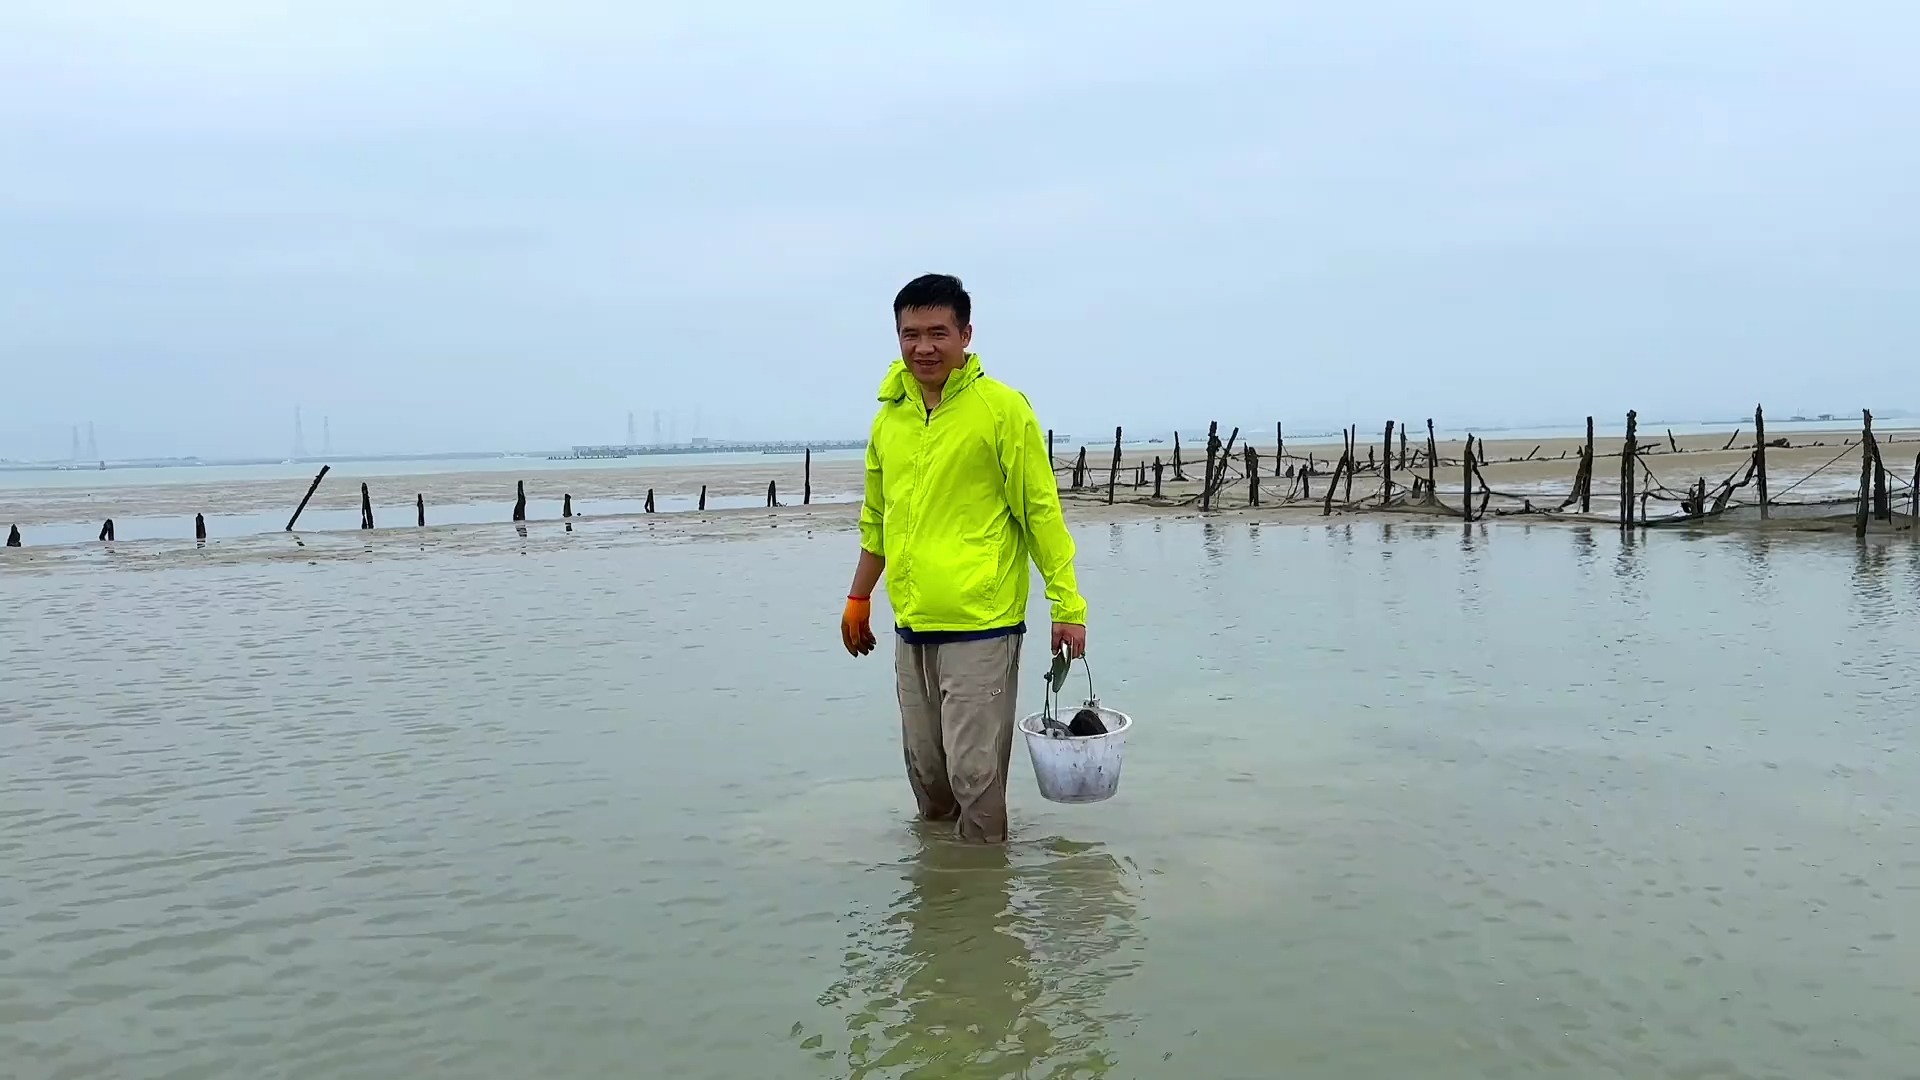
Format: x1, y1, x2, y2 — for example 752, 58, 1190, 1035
840, 273, 1089, 844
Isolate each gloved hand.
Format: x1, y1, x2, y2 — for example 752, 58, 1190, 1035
842, 595, 877, 657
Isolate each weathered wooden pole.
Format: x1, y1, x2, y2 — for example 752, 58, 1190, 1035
1381, 421, 1396, 505
1201, 421, 1220, 512
1246, 446, 1260, 506
285, 465, 331, 531
360, 483, 374, 529
1668, 428, 1679, 454
1321, 455, 1347, 516
1425, 419, 1438, 498
767, 480, 778, 507
1463, 435, 1476, 522
1073, 446, 1087, 489
1912, 451, 1920, 523
1172, 432, 1186, 480
1754, 405, 1770, 520
512, 481, 527, 522
562, 494, 573, 518
648, 489, 658, 513
1135, 462, 1145, 487
5, 525, 20, 547
1048, 430, 1055, 471
1582, 416, 1595, 513
99, 519, 115, 542
1152, 456, 1164, 499
804, 448, 812, 506
417, 494, 426, 526
195, 513, 207, 541
1399, 424, 1409, 469
1107, 426, 1122, 505
1872, 435, 1890, 522
1621, 411, 1639, 529
1343, 427, 1356, 501
1275, 422, 1285, 476
1856, 410, 1874, 536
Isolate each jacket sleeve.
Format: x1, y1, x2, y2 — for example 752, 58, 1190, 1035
858, 413, 886, 557
1001, 394, 1088, 625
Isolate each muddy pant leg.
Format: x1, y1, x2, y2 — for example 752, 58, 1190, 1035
936, 635, 1022, 843
895, 638, 957, 821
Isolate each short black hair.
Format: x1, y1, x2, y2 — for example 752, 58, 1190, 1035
893, 273, 970, 328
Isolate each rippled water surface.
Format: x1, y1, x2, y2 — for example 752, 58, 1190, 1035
4, 521, 1919, 1079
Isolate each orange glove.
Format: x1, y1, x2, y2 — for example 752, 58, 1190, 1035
841, 595, 877, 657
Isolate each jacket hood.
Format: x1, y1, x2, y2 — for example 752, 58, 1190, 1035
877, 353, 983, 403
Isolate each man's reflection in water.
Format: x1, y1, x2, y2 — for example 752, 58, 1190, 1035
810, 832, 1139, 1078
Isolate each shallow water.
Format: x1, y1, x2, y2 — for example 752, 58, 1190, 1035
3, 521, 1918, 1079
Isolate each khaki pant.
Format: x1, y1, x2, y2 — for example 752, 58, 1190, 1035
893, 634, 1023, 843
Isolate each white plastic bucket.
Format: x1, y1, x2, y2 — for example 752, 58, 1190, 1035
1018, 704, 1131, 804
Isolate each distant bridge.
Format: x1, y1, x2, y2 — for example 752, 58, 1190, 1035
552, 439, 867, 460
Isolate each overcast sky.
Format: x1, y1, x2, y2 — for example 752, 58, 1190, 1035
2, 1, 1915, 460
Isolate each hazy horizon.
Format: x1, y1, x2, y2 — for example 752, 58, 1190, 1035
5, 3, 1916, 461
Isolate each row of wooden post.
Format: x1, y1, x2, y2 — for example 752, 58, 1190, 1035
1049, 405, 1915, 533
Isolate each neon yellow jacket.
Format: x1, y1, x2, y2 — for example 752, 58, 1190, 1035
860, 353, 1088, 633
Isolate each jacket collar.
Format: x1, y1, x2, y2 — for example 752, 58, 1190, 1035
877, 353, 983, 406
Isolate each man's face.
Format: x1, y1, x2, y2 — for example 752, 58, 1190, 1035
896, 305, 973, 392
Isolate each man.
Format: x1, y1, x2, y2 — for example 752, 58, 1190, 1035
840, 273, 1089, 844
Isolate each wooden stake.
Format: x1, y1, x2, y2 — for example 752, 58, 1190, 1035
649, 489, 658, 513
804, 447, 812, 506
417, 494, 426, 526
1754, 405, 1769, 520
562, 494, 573, 518
1153, 456, 1164, 499
1873, 434, 1890, 522
1246, 446, 1260, 506
512, 480, 527, 522
1048, 429, 1055, 470
1322, 455, 1348, 516
1344, 427, 1355, 501
1074, 446, 1087, 489
1582, 416, 1595, 514
767, 481, 777, 508
1173, 432, 1186, 480
195, 513, 207, 541
1107, 426, 1122, 505
1381, 421, 1395, 504
361, 483, 374, 529
99, 519, 115, 542
1621, 411, 1639, 529
1856, 410, 1874, 536
1202, 421, 1220, 512
1463, 435, 1475, 522
1668, 428, 1679, 454
5, 525, 20, 547
1276, 422, 1285, 476
1425, 419, 1437, 499
285, 464, 331, 531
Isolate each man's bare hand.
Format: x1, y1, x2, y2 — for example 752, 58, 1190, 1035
1051, 622, 1086, 659
843, 597, 877, 657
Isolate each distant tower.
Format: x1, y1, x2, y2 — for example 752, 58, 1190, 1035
293, 407, 307, 458
70, 425, 81, 462
322, 416, 331, 456
86, 421, 97, 462
627, 411, 637, 447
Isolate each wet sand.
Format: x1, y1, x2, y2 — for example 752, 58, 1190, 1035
1, 427, 1914, 558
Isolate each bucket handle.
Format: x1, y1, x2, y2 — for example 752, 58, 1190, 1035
1040, 648, 1097, 737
